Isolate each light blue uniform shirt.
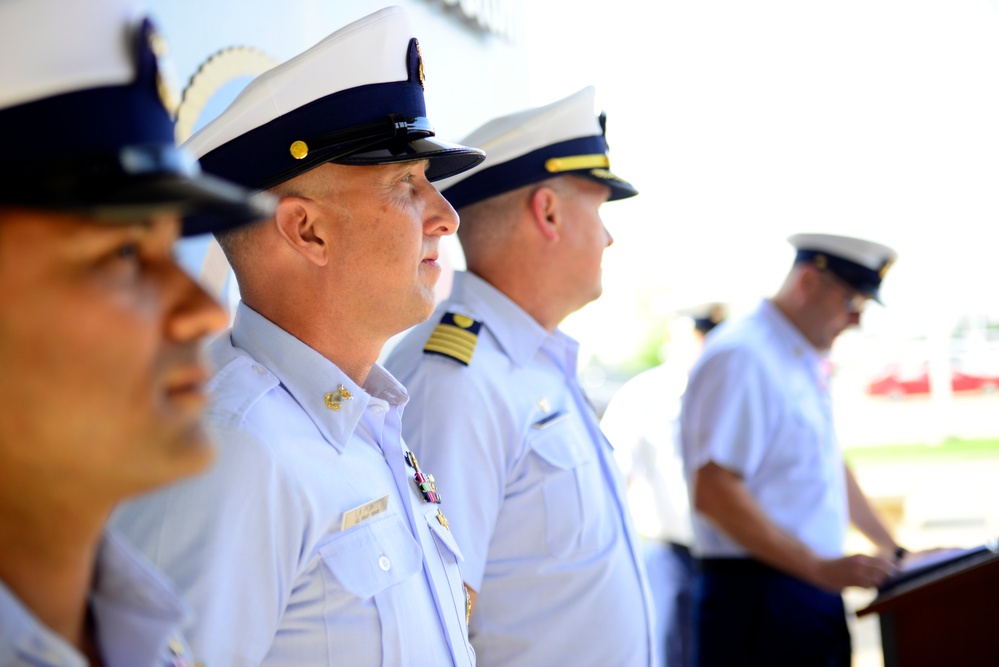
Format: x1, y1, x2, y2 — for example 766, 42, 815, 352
680, 299, 848, 559
114, 303, 474, 667
386, 271, 655, 667
0, 530, 193, 667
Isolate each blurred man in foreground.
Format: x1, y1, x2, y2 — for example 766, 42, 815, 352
0, 0, 272, 664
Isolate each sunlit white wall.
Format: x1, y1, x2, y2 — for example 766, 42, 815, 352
523, 0, 999, 370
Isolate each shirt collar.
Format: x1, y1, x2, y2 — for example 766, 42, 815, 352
230, 303, 408, 453
0, 581, 80, 667
90, 530, 190, 667
0, 530, 188, 667
758, 298, 827, 371
451, 271, 552, 368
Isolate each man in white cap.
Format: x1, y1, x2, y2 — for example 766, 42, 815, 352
385, 87, 655, 667
0, 0, 273, 664
601, 303, 728, 667
680, 234, 906, 666
114, 7, 484, 667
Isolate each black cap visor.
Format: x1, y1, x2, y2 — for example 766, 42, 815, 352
335, 136, 485, 182
574, 169, 638, 201
795, 250, 886, 305
0, 144, 275, 236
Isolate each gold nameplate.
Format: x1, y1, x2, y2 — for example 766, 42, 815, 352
341, 495, 389, 530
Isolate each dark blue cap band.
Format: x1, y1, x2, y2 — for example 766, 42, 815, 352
0, 18, 271, 235
441, 135, 637, 210
795, 249, 884, 299
198, 79, 429, 190
0, 83, 175, 168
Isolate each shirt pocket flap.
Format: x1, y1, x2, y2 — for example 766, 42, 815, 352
423, 506, 464, 562
319, 512, 422, 599
528, 418, 594, 470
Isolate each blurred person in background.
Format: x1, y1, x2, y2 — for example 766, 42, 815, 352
602, 303, 728, 667
681, 233, 907, 666
385, 87, 655, 667
0, 0, 272, 664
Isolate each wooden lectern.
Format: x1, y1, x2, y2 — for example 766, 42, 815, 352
857, 546, 999, 667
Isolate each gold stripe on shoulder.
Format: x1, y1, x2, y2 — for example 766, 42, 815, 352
423, 312, 482, 366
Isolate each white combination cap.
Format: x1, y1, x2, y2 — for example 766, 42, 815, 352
435, 86, 637, 210
788, 233, 897, 302
185, 6, 484, 191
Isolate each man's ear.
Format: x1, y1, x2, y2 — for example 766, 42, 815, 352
273, 196, 329, 267
798, 264, 822, 299
528, 185, 561, 242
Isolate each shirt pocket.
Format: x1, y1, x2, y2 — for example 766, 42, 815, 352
528, 419, 607, 558
318, 511, 422, 599
767, 390, 830, 481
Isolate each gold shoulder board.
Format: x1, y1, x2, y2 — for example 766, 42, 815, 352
423, 312, 482, 366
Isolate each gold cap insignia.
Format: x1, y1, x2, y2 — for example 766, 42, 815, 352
324, 384, 353, 411
146, 24, 179, 116
814, 253, 828, 270
879, 257, 895, 279
415, 40, 425, 89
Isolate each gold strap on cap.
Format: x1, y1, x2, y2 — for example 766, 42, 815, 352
544, 154, 610, 173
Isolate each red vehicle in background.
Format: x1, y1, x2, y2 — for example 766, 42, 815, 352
866, 360, 999, 398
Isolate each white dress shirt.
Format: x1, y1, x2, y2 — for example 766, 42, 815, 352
0, 530, 193, 667
386, 271, 655, 667
114, 303, 474, 667
680, 299, 848, 559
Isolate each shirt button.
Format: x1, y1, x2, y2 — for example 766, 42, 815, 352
378, 555, 391, 571
252, 364, 267, 375
370, 405, 386, 415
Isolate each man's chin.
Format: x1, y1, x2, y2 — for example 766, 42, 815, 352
404, 292, 438, 327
